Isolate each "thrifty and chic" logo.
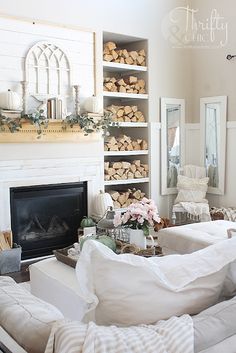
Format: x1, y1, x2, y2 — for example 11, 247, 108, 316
162, 6, 228, 48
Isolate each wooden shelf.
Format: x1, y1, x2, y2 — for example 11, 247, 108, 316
103, 61, 147, 72
104, 178, 149, 186
104, 150, 148, 156
110, 122, 148, 128
103, 92, 148, 100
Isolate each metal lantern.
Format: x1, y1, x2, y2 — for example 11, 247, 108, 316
97, 207, 129, 242
97, 207, 116, 237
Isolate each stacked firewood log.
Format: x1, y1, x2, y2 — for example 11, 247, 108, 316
105, 135, 148, 152
105, 104, 145, 123
103, 41, 146, 66
103, 76, 146, 94
0, 231, 13, 250
108, 188, 146, 209
104, 160, 148, 181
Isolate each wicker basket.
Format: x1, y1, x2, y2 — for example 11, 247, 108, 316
116, 240, 162, 257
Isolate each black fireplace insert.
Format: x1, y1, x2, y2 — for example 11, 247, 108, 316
10, 182, 87, 259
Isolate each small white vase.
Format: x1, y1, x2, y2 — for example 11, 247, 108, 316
129, 229, 146, 249
83, 226, 96, 236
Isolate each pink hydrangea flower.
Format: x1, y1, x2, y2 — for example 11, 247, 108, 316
113, 212, 122, 227
113, 198, 161, 234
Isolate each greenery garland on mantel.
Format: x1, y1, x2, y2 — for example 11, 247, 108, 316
0, 110, 117, 137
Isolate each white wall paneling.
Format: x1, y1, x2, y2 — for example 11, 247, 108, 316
149, 122, 168, 215
185, 123, 201, 166
0, 16, 95, 110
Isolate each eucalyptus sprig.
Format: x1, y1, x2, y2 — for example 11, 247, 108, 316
62, 112, 118, 136
0, 110, 118, 137
23, 109, 49, 136
0, 109, 48, 136
0, 114, 22, 133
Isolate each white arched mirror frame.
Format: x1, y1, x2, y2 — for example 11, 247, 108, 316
25, 41, 71, 96
22, 41, 75, 117
161, 97, 185, 195
200, 96, 227, 195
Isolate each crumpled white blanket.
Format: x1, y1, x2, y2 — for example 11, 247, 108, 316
44, 315, 193, 353
179, 201, 211, 221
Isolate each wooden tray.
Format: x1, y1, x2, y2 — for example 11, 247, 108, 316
54, 242, 163, 268
53, 246, 77, 268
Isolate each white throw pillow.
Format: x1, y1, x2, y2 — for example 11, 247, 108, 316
175, 175, 209, 204
76, 238, 236, 326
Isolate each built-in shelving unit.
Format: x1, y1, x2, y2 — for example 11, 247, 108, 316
102, 32, 149, 210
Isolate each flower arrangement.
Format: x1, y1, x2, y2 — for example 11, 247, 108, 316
113, 198, 161, 236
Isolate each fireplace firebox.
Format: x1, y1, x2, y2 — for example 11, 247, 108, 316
10, 182, 87, 259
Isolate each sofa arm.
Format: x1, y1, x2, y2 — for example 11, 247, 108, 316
0, 327, 27, 353
193, 295, 236, 352
0, 277, 64, 353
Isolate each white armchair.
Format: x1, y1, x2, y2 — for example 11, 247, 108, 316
172, 165, 211, 225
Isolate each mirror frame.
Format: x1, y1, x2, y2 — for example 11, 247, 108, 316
161, 97, 185, 195
200, 96, 227, 195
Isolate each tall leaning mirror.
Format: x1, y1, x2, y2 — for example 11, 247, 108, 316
161, 98, 185, 195
200, 96, 227, 195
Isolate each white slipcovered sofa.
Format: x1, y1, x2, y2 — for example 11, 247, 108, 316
1, 276, 236, 353
158, 220, 236, 255
1, 249, 236, 353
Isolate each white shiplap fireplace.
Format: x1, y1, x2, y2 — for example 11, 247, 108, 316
0, 141, 104, 231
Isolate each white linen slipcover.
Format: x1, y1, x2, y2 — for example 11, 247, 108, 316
0, 276, 63, 353
158, 220, 236, 255
30, 258, 87, 321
